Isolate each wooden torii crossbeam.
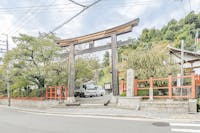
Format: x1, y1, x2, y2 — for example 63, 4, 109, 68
56, 18, 139, 102
57, 18, 139, 46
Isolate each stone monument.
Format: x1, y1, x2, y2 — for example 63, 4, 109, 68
126, 69, 135, 97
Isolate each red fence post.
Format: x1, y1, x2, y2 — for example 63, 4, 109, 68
50, 86, 52, 100
168, 74, 172, 99
120, 79, 124, 94
134, 79, 138, 96
46, 87, 48, 100
54, 86, 58, 100
150, 77, 153, 88
191, 73, 196, 99
60, 86, 62, 100
149, 77, 153, 100
65, 86, 68, 99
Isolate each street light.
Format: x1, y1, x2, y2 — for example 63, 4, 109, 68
1, 34, 10, 106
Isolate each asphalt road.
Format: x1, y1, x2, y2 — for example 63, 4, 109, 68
0, 107, 199, 133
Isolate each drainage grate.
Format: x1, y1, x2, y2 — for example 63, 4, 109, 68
152, 122, 169, 127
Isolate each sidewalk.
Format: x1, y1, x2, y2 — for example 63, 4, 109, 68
1, 104, 200, 122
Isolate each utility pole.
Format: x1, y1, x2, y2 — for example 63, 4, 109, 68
180, 39, 184, 96
1, 34, 10, 106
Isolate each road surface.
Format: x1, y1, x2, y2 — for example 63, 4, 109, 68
0, 107, 199, 133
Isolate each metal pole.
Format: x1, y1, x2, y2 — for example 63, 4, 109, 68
2, 34, 10, 106
180, 39, 184, 96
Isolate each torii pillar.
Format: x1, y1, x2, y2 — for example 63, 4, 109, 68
56, 18, 139, 104
67, 43, 76, 103
111, 34, 119, 96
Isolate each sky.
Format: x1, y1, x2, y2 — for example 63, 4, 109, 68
0, 0, 200, 53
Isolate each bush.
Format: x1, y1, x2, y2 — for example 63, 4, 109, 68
120, 92, 126, 96
138, 90, 149, 96
11, 88, 46, 98
12, 91, 20, 98
29, 88, 45, 97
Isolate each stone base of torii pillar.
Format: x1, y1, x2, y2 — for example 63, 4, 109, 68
65, 97, 80, 106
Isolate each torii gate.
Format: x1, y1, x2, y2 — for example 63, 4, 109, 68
57, 18, 139, 103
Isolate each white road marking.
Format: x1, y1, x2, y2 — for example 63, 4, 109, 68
170, 122, 200, 133
171, 128, 200, 133
170, 123, 200, 127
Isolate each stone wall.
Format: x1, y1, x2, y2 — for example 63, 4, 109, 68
117, 97, 197, 113
140, 101, 189, 113
117, 97, 142, 109
0, 99, 60, 108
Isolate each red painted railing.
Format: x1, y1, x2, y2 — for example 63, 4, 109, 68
46, 86, 68, 100
120, 73, 197, 99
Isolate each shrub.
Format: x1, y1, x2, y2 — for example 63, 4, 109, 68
120, 92, 126, 96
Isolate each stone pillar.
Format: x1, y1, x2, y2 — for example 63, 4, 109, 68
176, 73, 181, 96
126, 69, 135, 97
188, 99, 197, 113
67, 44, 75, 103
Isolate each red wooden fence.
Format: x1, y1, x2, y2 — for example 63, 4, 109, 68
46, 86, 68, 100
120, 73, 198, 99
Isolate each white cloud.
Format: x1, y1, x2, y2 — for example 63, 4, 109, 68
0, 10, 17, 48
38, 0, 84, 38
117, 0, 162, 18
0, 0, 87, 48
116, 0, 200, 38
0, 0, 200, 49
191, 0, 200, 13
0, 14, 15, 34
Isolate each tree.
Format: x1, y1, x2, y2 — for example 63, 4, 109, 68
103, 51, 110, 67
75, 57, 97, 87
3, 34, 63, 91
126, 42, 179, 79
140, 28, 151, 42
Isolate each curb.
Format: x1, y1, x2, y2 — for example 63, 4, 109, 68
0, 105, 158, 120
0, 105, 199, 122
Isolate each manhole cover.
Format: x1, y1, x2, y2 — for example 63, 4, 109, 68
152, 122, 169, 127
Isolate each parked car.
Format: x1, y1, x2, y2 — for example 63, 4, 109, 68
74, 84, 97, 97
96, 86, 105, 96
84, 85, 97, 97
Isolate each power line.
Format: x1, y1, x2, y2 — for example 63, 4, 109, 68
0, 3, 72, 10
0, 3, 152, 15
68, 0, 87, 8
8, 0, 57, 36
5, 0, 46, 35
2, 0, 152, 37
0, 1, 152, 14
5, 5, 37, 35
46, 0, 102, 37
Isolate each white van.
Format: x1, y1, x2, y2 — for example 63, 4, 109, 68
74, 83, 97, 97
96, 86, 105, 96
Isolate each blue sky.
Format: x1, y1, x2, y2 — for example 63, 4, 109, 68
0, 0, 200, 49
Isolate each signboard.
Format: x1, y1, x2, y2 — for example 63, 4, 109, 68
104, 83, 111, 90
